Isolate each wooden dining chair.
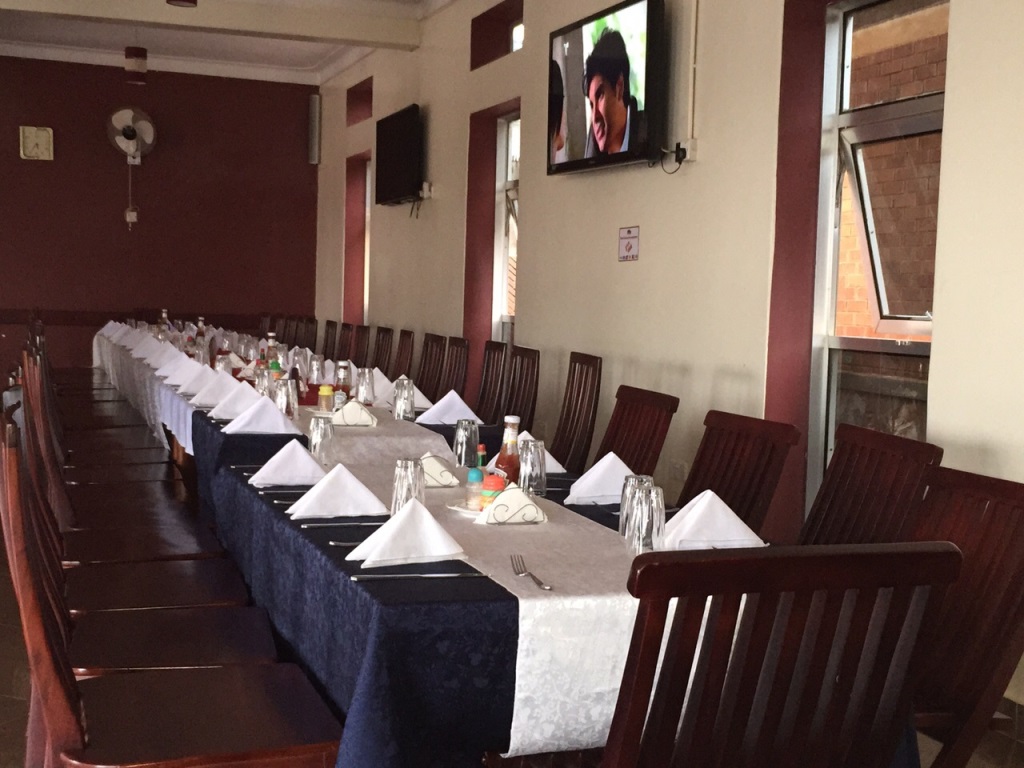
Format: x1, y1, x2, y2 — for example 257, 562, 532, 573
371, 326, 394, 372
5, 426, 342, 767
438, 335, 470, 398
799, 423, 944, 545
504, 345, 540, 433
283, 316, 299, 347
592, 385, 679, 477
273, 316, 286, 340
302, 316, 318, 350
901, 466, 1024, 768
416, 332, 447, 402
596, 542, 961, 768
338, 322, 354, 361
389, 329, 415, 380
322, 319, 338, 360
548, 352, 603, 475
476, 341, 508, 425
257, 313, 272, 337
351, 324, 371, 368
676, 410, 800, 535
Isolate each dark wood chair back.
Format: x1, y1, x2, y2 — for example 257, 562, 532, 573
548, 352, 602, 475
416, 333, 447, 402
476, 341, 508, 425
504, 345, 540, 433
601, 542, 961, 768
322, 320, 338, 360
676, 410, 800, 534
905, 466, 1024, 768
438, 336, 470, 398
799, 423, 943, 545
303, 317, 318, 350
593, 385, 679, 476
351, 324, 370, 368
257, 314, 271, 337
371, 326, 394, 372
337, 323, 354, 361
282, 316, 298, 348
273, 316, 286, 340
390, 329, 415, 380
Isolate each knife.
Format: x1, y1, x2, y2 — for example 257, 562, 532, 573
301, 522, 384, 529
350, 572, 487, 581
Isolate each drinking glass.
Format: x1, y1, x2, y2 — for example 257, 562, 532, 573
519, 439, 547, 496
392, 377, 417, 421
254, 367, 271, 397
272, 378, 299, 419
309, 355, 325, 386
452, 419, 480, 467
214, 354, 233, 374
308, 415, 334, 464
391, 458, 425, 516
619, 474, 654, 537
355, 367, 376, 406
626, 485, 666, 556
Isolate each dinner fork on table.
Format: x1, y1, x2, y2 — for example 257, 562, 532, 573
510, 554, 552, 591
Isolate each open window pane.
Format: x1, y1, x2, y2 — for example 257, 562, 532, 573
843, 0, 948, 112
855, 130, 940, 319
829, 348, 929, 441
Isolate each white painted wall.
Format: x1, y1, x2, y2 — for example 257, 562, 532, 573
316, 0, 785, 498
927, 0, 1024, 704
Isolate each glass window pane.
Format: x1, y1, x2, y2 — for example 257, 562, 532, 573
830, 349, 929, 440
511, 23, 525, 52
844, 0, 948, 111
857, 131, 940, 319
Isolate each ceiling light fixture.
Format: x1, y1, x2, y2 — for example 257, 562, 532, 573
124, 46, 147, 85
166, 0, 198, 7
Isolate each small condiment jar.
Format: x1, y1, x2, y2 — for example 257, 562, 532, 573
268, 360, 284, 380
481, 474, 506, 508
476, 443, 487, 469
317, 385, 335, 412
465, 468, 484, 511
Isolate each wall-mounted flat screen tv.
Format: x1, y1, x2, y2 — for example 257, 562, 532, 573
375, 103, 423, 205
547, 0, 665, 175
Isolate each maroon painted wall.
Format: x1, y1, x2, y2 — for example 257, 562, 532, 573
0, 56, 318, 367
344, 152, 370, 326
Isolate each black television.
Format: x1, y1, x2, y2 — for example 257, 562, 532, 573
375, 103, 424, 205
547, 0, 665, 175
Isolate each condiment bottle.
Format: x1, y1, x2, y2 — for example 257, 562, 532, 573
336, 361, 352, 396
466, 468, 484, 511
317, 385, 335, 412
494, 415, 521, 484
481, 474, 506, 508
266, 332, 280, 367
477, 443, 487, 469
268, 360, 284, 380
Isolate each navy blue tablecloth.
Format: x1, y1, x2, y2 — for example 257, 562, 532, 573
211, 466, 518, 768
191, 411, 307, 527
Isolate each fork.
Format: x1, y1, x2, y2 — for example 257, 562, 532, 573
510, 554, 552, 591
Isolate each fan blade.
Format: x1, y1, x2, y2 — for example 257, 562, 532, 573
135, 121, 155, 144
110, 108, 134, 129
115, 136, 139, 156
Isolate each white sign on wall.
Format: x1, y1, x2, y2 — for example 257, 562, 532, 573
618, 226, 639, 262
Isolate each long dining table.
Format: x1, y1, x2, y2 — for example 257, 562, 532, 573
92, 326, 640, 768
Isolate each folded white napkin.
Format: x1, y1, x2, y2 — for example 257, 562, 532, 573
347, 498, 467, 568
227, 352, 246, 369
208, 381, 262, 420
98, 320, 119, 337
164, 358, 205, 387
486, 431, 566, 474
288, 463, 389, 519
178, 365, 217, 397
564, 452, 634, 505
237, 360, 257, 380
221, 397, 303, 435
474, 484, 547, 525
154, 352, 190, 378
415, 391, 482, 425
189, 371, 241, 407
130, 335, 161, 359
109, 325, 132, 344
123, 328, 149, 349
663, 490, 766, 550
331, 401, 378, 427
144, 343, 179, 368
248, 441, 326, 488
420, 453, 459, 487
379, 376, 433, 409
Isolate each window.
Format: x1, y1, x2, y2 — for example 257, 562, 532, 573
809, 0, 947, 494
512, 22, 525, 52
493, 115, 520, 342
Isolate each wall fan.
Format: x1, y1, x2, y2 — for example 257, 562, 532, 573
107, 107, 156, 164
107, 107, 155, 229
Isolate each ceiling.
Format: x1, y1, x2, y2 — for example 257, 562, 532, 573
0, 0, 454, 85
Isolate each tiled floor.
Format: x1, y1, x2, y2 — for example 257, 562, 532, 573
0, 533, 1021, 767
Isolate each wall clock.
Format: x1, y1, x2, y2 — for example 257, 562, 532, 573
19, 126, 53, 161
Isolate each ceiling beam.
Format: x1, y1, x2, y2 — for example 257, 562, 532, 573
0, 0, 421, 51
